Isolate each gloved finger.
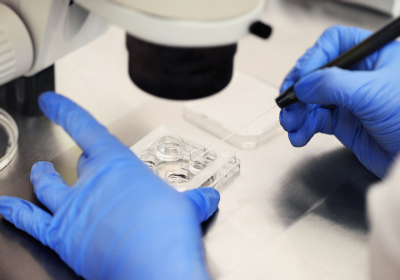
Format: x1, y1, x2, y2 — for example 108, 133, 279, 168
183, 187, 220, 223
294, 67, 375, 111
30, 161, 71, 214
280, 102, 309, 133
280, 44, 323, 93
280, 25, 373, 93
38, 92, 128, 158
330, 109, 393, 179
0, 196, 51, 244
287, 107, 334, 147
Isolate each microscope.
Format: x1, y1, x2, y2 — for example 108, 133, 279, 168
0, 0, 270, 115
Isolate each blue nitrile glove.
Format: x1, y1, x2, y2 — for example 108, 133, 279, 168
0, 92, 220, 280
280, 25, 400, 179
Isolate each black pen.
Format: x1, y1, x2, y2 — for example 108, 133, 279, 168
276, 16, 400, 108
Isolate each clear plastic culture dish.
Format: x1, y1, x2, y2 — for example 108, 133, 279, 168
130, 125, 240, 191
0, 108, 18, 171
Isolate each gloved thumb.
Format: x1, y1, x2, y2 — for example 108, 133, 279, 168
294, 66, 374, 110
183, 188, 220, 223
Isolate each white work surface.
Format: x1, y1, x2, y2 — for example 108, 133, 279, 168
0, 0, 391, 279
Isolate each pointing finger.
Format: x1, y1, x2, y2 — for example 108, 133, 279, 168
38, 92, 128, 159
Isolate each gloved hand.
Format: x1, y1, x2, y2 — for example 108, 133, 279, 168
0, 92, 220, 280
280, 25, 400, 178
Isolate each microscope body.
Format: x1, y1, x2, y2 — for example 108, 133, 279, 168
0, 0, 266, 114
0, 0, 108, 85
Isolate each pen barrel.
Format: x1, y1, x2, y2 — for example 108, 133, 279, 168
275, 85, 297, 108
276, 16, 400, 109
325, 17, 400, 69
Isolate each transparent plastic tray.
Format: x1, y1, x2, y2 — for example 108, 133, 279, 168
130, 125, 240, 191
184, 71, 281, 149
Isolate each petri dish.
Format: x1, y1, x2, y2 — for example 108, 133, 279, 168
0, 109, 18, 171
